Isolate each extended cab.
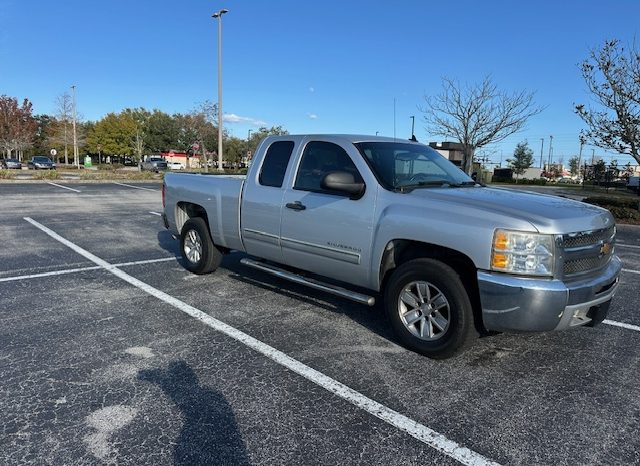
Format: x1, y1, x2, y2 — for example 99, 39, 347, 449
162, 135, 621, 358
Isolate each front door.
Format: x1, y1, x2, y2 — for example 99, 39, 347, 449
280, 139, 376, 288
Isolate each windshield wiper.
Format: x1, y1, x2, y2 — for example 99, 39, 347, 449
447, 181, 478, 187
397, 180, 478, 192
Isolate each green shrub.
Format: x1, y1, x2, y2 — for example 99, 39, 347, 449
583, 196, 640, 209
0, 170, 15, 179
32, 170, 60, 180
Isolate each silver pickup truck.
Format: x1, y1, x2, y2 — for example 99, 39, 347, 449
162, 134, 621, 358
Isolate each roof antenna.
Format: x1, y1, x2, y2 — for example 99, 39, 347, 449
409, 116, 418, 141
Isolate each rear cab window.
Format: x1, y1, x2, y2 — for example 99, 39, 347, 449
259, 141, 295, 187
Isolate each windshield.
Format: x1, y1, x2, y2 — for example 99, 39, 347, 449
33, 157, 51, 163
354, 142, 474, 191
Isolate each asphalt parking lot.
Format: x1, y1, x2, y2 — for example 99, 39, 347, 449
1, 181, 639, 466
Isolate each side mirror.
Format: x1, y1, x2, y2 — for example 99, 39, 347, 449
321, 171, 365, 199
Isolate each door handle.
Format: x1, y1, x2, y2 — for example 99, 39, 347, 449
286, 201, 306, 211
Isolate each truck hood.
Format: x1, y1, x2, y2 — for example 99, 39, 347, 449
408, 186, 614, 234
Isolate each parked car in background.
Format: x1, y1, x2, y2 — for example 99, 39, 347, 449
1, 158, 22, 169
140, 156, 168, 172
28, 156, 55, 170
168, 162, 185, 170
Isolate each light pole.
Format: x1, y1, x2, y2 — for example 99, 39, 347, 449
212, 8, 229, 171
539, 138, 544, 169
71, 85, 78, 168
548, 135, 553, 168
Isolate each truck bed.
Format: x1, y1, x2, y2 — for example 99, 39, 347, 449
164, 172, 246, 251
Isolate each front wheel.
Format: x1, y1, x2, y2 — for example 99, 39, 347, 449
384, 258, 477, 359
180, 217, 222, 274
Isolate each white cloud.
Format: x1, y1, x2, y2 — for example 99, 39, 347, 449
223, 113, 267, 127
309, 86, 315, 93
307, 113, 318, 119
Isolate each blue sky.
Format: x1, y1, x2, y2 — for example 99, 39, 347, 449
1, 0, 639, 166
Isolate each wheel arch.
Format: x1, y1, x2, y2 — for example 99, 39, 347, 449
379, 239, 486, 333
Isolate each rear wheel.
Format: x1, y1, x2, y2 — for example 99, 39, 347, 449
180, 217, 222, 274
384, 258, 477, 359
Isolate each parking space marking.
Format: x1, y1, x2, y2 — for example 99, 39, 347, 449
0, 257, 175, 283
46, 182, 81, 193
23, 216, 498, 466
112, 182, 156, 192
149, 211, 162, 216
604, 320, 640, 332
0, 265, 102, 283
622, 268, 640, 275
617, 243, 640, 249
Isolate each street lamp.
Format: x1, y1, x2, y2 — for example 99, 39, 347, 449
212, 8, 229, 171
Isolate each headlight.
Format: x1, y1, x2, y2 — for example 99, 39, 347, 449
491, 229, 555, 276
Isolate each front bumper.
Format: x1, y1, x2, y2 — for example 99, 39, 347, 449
477, 255, 622, 332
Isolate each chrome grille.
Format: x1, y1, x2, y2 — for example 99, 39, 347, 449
563, 226, 615, 249
562, 226, 615, 277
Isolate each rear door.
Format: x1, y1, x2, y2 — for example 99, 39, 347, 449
241, 137, 300, 263
279, 138, 377, 288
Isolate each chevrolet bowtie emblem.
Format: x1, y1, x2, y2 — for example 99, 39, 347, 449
600, 242, 611, 255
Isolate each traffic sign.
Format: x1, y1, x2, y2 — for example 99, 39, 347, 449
50, 149, 57, 156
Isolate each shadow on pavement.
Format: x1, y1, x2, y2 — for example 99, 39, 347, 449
157, 230, 182, 260
138, 360, 250, 466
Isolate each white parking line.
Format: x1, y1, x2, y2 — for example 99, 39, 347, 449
46, 182, 81, 193
149, 211, 162, 216
112, 182, 156, 192
617, 243, 640, 249
604, 320, 640, 332
22, 216, 498, 466
0, 257, 175, 283
622, 268, 640, 275
0, 265, 102, 283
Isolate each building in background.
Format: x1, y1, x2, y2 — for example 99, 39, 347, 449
429, 142, 464, 166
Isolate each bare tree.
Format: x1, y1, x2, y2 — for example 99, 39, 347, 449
51, 93, 73, 164
189, 101, 218, 171
420, 76, 544, 174
575, 39, 640, 164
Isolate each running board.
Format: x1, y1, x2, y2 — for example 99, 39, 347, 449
240, 258, 376, 306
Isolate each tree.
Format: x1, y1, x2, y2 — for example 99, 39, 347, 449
420, 76, 543, 174
31, 114, 54, 158
86, 112, 138, 156
569, 156, 581, 177
575, 39, 640, 164
50, 93, 74, 164
0, 95, 37, 160
507, 141, 534, 181
145, 110, 180, 153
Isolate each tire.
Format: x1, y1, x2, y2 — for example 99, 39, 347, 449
180, 217, 222, 274
384, 258, 477, 359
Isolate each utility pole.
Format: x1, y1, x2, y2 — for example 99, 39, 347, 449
591, 149, 595, 164
539, 138, 544, 169
71, 85, 78, 168
548, 135, 553, 168
212, 8, 229, 171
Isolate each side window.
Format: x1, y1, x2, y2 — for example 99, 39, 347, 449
294, 141, 363, 194
259, 141, 295, 187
